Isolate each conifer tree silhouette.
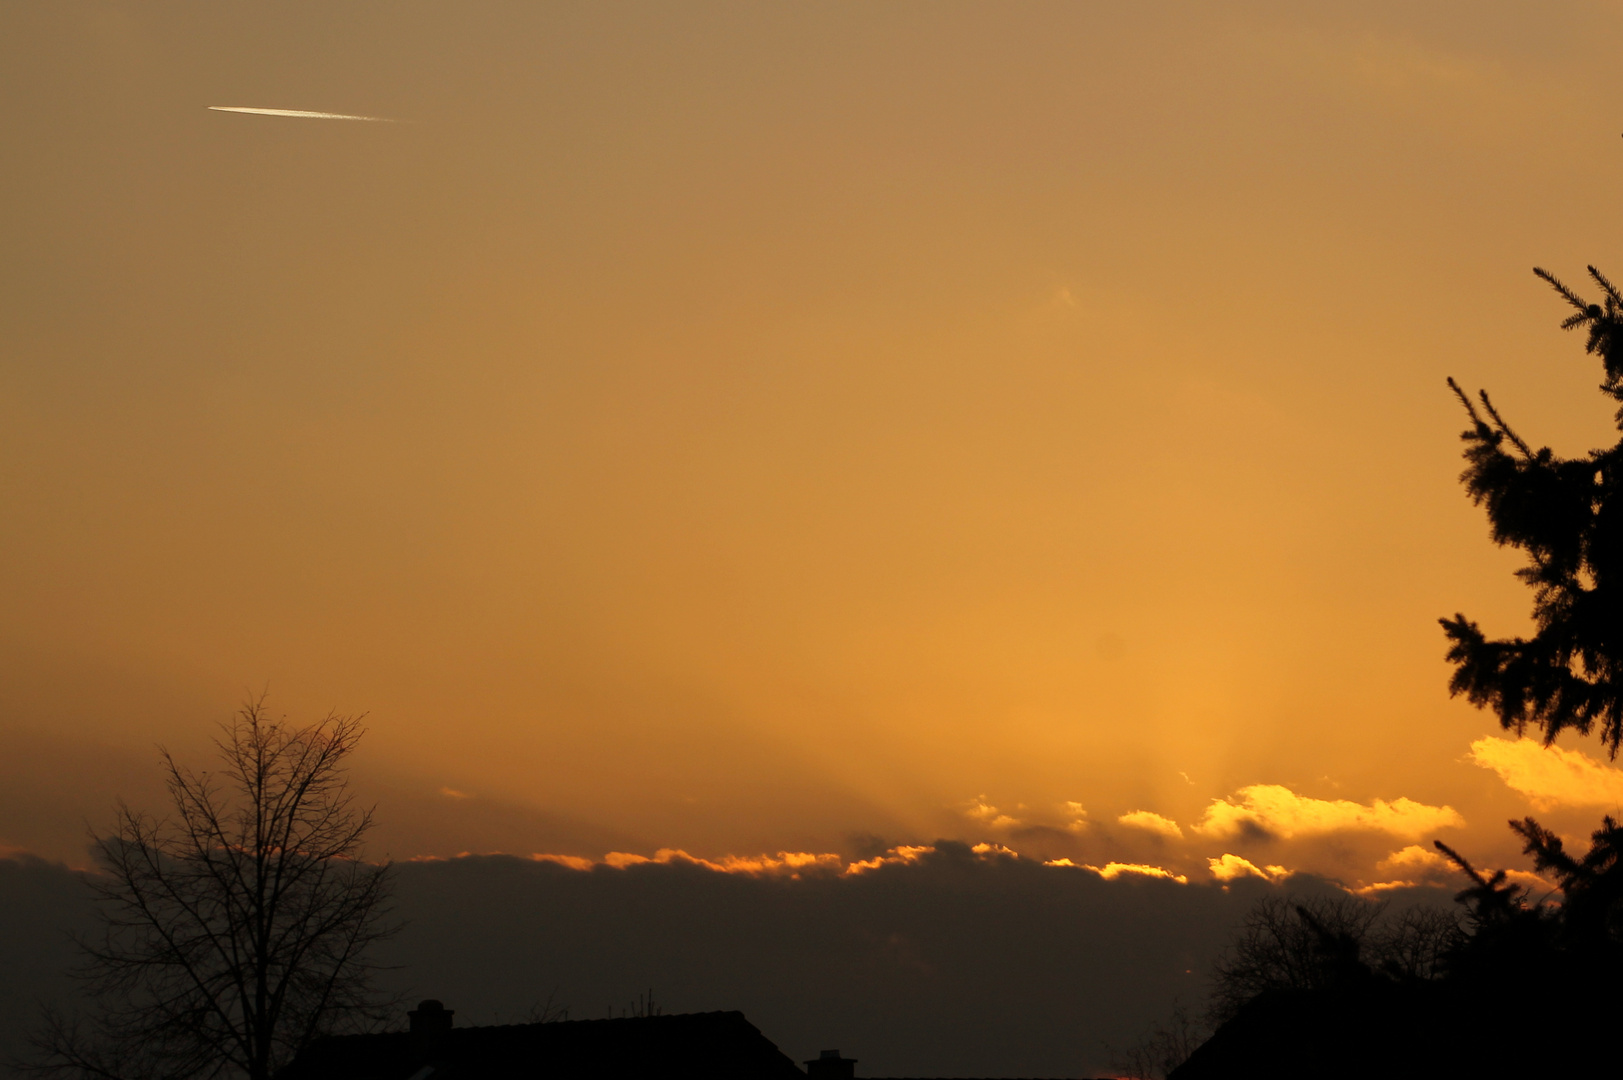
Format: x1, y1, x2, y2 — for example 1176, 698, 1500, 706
1440, 265, 1623, 751
1173, 271, 1623, 1079
1505, 815, 1623, 949
1430, 268, 1623, 1072
1438, 269, 1623, 952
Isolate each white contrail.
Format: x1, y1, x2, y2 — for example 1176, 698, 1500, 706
208, 106, 396, 122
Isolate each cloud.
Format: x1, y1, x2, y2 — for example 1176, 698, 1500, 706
439, 787, 473, 799
1193, 784, 1464, 840
1207, 854, 1287, 882
596, 848, 845, 877
1501, 868, 1559, 895
1468, 737, 1623, 811
846, 845, 934, 875
1377, 845, 1449, 876
553, 844, 1042, 879
1360, 862, 1551, 897
1117, 810, 1184, 840
963, 797, 1020, 830
1044, 858, 1189, 884
1352, 845, 1458, 894
1092, 861, 1189, 884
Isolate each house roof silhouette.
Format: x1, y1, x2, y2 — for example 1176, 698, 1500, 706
276, 1003, 808, 1080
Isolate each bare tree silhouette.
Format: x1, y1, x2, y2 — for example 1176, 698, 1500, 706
1106, 1002, 1205, 1080
1207, 896, 1460, 1028
24, 698, 395, 1080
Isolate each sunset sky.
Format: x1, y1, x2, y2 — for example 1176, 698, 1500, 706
8, 0, 1623, 955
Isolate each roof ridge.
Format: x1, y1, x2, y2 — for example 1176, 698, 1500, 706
445, 1010, 753, 1035
275, 1008, 800, 1080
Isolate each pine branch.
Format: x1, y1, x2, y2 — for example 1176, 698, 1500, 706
1477, 389, 1535, 458
1535, 266, 1590, 312
1588, 264, 1623, 307
1433, 840, 1485, 886
1447, 377, 1487, 428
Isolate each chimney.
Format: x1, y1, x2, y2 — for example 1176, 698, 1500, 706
805, 1050, 856, 1080
408, 1000, 454, 1057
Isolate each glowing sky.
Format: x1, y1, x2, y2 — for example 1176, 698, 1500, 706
6, 1, 1623, 892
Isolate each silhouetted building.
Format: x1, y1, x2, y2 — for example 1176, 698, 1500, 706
276, 1003, 807, 1080
795, 1045, 1084, 1080
806, 1051, 857, 1080
277, 1001, 1104, 1080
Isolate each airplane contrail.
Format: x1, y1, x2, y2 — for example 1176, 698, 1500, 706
208, 106, 396, 122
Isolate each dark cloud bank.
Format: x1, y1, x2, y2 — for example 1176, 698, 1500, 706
0, 847, 1456, 1077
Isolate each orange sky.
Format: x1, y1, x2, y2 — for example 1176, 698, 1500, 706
5, 1, 1623, 888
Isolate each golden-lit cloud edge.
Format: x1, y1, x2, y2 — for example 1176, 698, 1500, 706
1192, 784, 1464, 840
1469, 736, 1623, 811
779, 836, 1550, 904
958, 784, 1462, 846
1118, 810, 1184, 840
1349, 844, 1559, 898
406, 843, 1204, 883
1207, 853, 1287, 882
960, 797, 1088, 833
1043, 858, 1190, 884
408, 780, 1474, 888
963, 795, 1023, 830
